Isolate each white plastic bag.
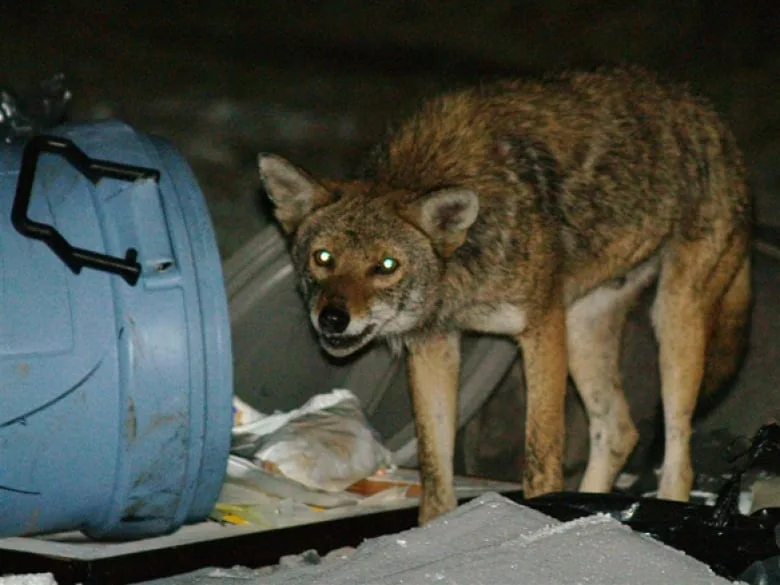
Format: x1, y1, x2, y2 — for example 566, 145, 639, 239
231, 390, 395, 492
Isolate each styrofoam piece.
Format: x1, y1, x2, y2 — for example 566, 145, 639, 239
350, 491, 557, 566
251, 492, 559, 585
360, 513, 733, 585
139, 493, 734, 585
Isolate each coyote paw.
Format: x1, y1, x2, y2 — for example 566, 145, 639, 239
419, 488, 457, 525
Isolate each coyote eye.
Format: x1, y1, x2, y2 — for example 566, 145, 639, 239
313, 249, 334, 267
375, 256, 399, 275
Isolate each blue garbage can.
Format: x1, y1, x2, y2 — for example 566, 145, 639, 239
0, 120, 233, 540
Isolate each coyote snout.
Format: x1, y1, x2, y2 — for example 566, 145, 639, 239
308, 270, 411, 357
313, 300, 378, 357
258, 67, 752, 526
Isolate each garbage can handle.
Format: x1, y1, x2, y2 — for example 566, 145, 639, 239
11, 134, 161, 286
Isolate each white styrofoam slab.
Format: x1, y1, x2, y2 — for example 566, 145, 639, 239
139, 493, 735, 585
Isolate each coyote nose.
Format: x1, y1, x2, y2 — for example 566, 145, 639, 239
319, 305, 350, 334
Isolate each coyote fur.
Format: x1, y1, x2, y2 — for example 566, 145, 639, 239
258, 67, 752, 524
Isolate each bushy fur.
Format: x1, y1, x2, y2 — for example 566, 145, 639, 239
259, 67, 752, 524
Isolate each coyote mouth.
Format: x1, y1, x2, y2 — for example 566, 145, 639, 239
319, 324, 377, 357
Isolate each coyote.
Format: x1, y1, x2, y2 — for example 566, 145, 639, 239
258, 67, 752, 524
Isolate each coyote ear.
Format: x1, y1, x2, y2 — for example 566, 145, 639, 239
258, 154, 333, 234
400, 187, 479, 257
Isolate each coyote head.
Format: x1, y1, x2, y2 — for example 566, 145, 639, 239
258, 154, 479, 357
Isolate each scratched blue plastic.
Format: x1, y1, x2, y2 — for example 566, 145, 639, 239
0, 120, 233, 539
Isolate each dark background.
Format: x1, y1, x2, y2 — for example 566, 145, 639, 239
2, 1, 778, 257
3, 1, 778, 489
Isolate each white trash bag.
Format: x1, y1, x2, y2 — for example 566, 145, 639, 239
231, 389, 395, 493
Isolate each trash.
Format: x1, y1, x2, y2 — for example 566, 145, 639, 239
215, 390, 398, 527
231, 389, 395, 493
214, 391, 525, 529
222, 453, 362, 509
711, 421, 780, 528
740, 556, 780, 585
517, 423, 780, 582
0, 74, 71, 143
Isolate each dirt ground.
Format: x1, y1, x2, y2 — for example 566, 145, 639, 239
2, 1, 779, 489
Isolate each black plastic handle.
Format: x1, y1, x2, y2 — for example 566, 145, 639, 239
11, 134, 161, 286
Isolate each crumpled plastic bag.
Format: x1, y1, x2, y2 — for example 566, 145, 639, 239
231, 389, 396, 493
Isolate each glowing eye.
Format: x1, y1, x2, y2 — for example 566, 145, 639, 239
376, 257, 399, 275
313, 249, 334, 267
